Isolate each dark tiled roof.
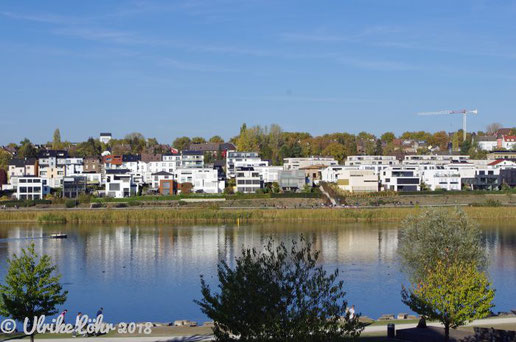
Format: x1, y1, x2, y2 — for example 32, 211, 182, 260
100, 133, 112, 136
182, 150, 203, 156
38, 150, 68, 158
106, 169, 131, 174
122, 154, 141, 162
151, 171, 173, 176
8, 158, 37, 167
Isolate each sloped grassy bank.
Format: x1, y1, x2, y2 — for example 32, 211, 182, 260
0, 207, 513, 224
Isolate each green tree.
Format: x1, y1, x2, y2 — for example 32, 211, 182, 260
52, 129, 62, 150
322, 142, 346, 162
0, 243, 68, 342
191, 136, 206, 144
196, 237, 363, 341
380, 132, 395, 143
0, 149, 12, 171
375, 139, 383, 155
17, 139, 37, 158
402, 260, 494, 342
209, 135, 224, 143
398, 208, 486, 282
173, 136, 192, 151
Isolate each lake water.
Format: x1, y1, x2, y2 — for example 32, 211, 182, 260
0, 222, 514, 323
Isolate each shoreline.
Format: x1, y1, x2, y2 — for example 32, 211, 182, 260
0, 206, 514, 224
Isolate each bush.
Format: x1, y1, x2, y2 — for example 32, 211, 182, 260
114, 202, 128, 208
128, 201, 142, 207
65, 200, 77, 208
77, 193, 91, 204
196, 236, 363, 341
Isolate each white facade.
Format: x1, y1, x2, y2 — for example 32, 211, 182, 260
421, 169, 461, 191
235, 167, 262, 193
502, 136, 516, 150
15, 177, 50, 200
336, 170, 378, 193
477, 137, 499, 151
105, 174, 137, 198
345, 155, 399, 166
283, 157, 338, 170
174, 168, 222, 193
254, 166, 283, 183
64, 158, 84, 176
380, 167, 421, 192
151, 171, 174, 190
181, 152, 204, 168
402, 155, 470, 166
226, 152, 262, 178
99, 133, 112, 144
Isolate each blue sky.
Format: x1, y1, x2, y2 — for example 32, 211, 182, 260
1, 0, 515, 144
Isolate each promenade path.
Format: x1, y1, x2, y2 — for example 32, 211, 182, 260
18, 316, 516, 342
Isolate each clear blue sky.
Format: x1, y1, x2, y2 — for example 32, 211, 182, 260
1, 0, 515, 144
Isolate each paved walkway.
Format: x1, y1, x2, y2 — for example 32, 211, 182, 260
13, 317, 516, 341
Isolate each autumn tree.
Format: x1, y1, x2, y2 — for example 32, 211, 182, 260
17, 139, 37, 158
0, 149, 12, 171
322, 142, 346, 162
209, 135, 224, 143
173, 136, 192, 151
380, 132, 395, 143
191, 137, 206, 144
402, 261, 494, 342
0, 243, 68, 342
398, 208, 486, 282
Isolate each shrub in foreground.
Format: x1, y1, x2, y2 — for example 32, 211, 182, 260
196, 236, 363, 341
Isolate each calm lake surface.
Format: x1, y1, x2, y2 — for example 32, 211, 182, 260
0, 221, 515, 323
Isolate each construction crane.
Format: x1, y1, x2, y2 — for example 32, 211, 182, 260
417, 109, 478, 141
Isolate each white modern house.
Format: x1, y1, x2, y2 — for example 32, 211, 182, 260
402, 155, 470, 166
226, 152, 262, 178
15, 177, 50, 200
336, 169, 378, 193
181, 151, 204, 169
174, 168, 222, 193
254, 166, 283, 184
420, 169, 461, 191
64, 158, 84, 176
38, 151, 68, 188
99, 133, 112, 144
151, 171, 174, 190
105, 170, 138, 198
380, 167, 421, 192
283, 157, 338, 170
345, 155, 399, 166
235, 166, 262, 193
476, 136, 499, 151
502, 135, 516, 150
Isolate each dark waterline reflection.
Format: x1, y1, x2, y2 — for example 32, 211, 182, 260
0, 222, 514, 323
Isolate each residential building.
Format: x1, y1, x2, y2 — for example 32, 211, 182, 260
63, 157, 84, 176
462, 169, 500, 190
499, 169, 516, 188
299, 165, 326, 185
488, 151, 516, 160
420, 169, 461, 191
145, 155, 180, 184
321, 165, 357, 183
380, 167, 421, 192
476, 136, 499, 151
181, 151, 204, 168
63, 176, 87, 198
501, 136, 516, 150
102, 155, 123, 169
226, 152, 262, 178
83, 157, 102, 173
38, 150, 68, 188
336, 170, 378, 193
345, 155, 398, 166
188, 142, 236, 157
278, 170, 306, 191
151, 171, 174, 190
158, 179, 176, 195
253, 166, 283, 184
15, 177, 50, 200
8, 158, 38, 186
283, 157, 338, 170
99, 133, 112, 144
235, 167, 262, 193
402, 154, 469, 166
175, 168, 222, 193
104, 170, 138, 198
487, 159, 516, 169
122, 155, 145, 184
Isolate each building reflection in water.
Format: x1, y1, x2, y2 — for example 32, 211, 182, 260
0, 222, 514, 322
